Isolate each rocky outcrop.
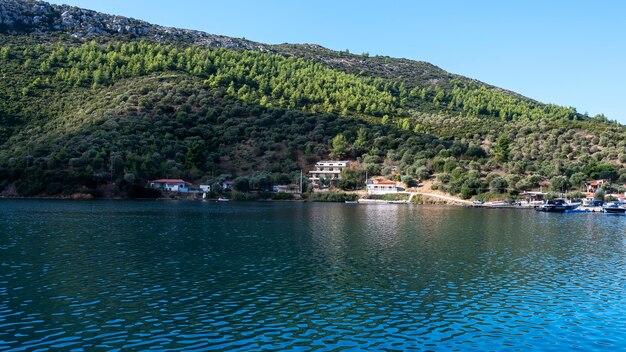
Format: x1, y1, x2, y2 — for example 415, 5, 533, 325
0, 0, 269, 51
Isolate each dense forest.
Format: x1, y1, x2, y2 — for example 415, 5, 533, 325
1, 1, 625, 199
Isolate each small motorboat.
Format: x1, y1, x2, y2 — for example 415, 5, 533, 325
602, 202, 626, 214
344, 200, 359, 204
217, 197, 230, 202
536, 199, 581, 213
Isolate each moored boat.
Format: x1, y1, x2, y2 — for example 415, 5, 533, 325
536, 199, 581, 213
602, 202, 626, 214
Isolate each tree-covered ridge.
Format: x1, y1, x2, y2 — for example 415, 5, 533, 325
408, 80, 581, 121
0, 72, 451, 196
0, 26, 625, 199
273, 44, 588, 122
6, 39, 399, 118
5, 35, 595, 129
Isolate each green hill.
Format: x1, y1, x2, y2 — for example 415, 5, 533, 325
1, 0, 625, 198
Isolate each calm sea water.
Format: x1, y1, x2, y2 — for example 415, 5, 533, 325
1, 200, 625, 351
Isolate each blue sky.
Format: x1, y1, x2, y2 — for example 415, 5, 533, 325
47, 0, 626, 123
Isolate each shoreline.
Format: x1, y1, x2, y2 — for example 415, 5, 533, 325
0, 196, 606, 212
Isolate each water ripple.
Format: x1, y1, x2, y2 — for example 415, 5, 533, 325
1, 201, 625, 350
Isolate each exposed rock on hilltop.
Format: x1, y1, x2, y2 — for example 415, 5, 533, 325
0, 0, 269, 51
0, 0, 491, 91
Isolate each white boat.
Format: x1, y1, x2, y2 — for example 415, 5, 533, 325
602, 202, 626, 214
217, 197, 230, 202
536, 199, 581, 212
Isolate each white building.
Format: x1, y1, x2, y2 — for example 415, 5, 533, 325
148, 179, 192, 193
309, 161, 349, 184
367, 178, 402, 195
221, 180, 234, 190
273, 185, 291, 193
199, 185, 211, 192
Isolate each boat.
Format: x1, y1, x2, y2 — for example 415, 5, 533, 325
602, 202, 626, 214
217, 197, 230, 202
345, 200, 359, 204
536, 199, 581, 212
487, 201, 511, 207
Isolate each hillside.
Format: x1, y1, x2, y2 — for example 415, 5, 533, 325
1, 0, 625, 199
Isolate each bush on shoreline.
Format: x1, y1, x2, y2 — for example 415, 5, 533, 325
307, 192, 358, 202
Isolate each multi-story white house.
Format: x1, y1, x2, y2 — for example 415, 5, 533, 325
308, 161, 349, 184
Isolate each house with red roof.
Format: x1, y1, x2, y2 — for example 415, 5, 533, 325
148, 179, 192, 193
584, 179, 609, 193
366, 177, 403, 195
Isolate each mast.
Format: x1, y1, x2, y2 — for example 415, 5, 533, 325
365, 169, 368, 190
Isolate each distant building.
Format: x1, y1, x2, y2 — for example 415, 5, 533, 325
309, 161, 350, 184
272, 185, 290, 193
149, 179, 192, 193
221, 180, 235, 190
367, 178, 403, 195
520, 191, 546, 204
585, 179, 609, 193
199, 185, 211, 192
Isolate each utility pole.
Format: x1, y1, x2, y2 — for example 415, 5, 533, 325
110, 153, 113, 183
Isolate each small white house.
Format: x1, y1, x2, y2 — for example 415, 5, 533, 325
367, 178, 402, 195
199, 185, 211, 192
148, 179, 192, 193
273, 185, 290, 193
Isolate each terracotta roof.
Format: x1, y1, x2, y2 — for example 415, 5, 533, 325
369, 178, 397, 185
149, 179, 192, 185
587, 179, 608, 186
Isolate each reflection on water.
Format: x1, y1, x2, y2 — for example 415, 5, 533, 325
1, 200, 625, 350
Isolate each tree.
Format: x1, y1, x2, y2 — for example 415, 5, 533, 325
594, 189, 605, 200
569, 172, 586, 190
493, 135, 511, 162
489, 177, 508, 193
233, 177, 250, 192
460, 177, 481, 199
545, 192, 558, 200
550, 175, 570, 193
353, 128, 368, 155
584, 163, 619, 181
567, 191, 585, 201
465, 144, 487, 158
337, 168, 364, 190
330, 133, 349, 158
401, 175, 418, 188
